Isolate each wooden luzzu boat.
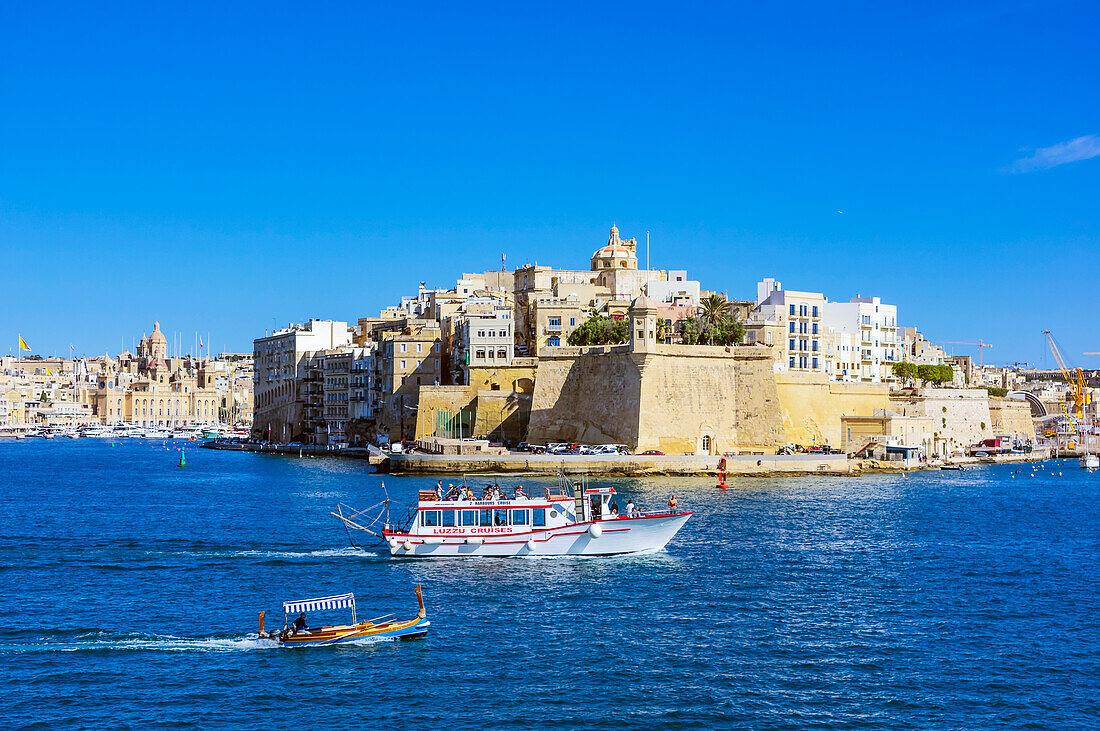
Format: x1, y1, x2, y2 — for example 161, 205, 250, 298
259, 585, 429, 647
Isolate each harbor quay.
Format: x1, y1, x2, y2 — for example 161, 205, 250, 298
202, 438, 1048, 476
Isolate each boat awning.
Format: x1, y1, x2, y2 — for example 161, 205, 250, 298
283, 593, 355, 614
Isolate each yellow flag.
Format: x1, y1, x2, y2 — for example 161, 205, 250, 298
47, 368, 52, 376
18, 336, 30, 351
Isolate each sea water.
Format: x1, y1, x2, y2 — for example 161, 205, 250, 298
1, 440, 1097, 729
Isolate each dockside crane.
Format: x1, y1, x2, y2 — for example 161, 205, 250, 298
1043, 330, 1088, 421
942, 339, 993, 367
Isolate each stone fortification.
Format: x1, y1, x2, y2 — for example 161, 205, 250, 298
774, 372, 889, 447
526, 343, 784, 454
890, 388, 994, 454
988, 397, 1035, 438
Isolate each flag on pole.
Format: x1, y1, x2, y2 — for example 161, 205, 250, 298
18, 336, 30, 351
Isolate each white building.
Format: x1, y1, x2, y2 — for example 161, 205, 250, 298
748, 280, 902, 382
820, 296, 900, 383
749, 285, 828, 373
647, 270, 701, 305
453, 306, 515, 384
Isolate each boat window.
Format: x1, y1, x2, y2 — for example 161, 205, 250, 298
479, 509, 493, 526
510, 509, 528, 525
532, 508, 546, 526
493, 508, 508, 526
421, 511, 441, 527
461, 510, 479, 526
441, 510, 455, 527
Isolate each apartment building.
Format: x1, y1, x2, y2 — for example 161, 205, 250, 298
252, 319, 351, 442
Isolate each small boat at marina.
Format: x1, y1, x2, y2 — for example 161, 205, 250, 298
258, 586, 429, 647
333, 472, 692, 558
940, 465, 965, 471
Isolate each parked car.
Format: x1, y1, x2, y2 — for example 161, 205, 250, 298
640, 449, 665, 456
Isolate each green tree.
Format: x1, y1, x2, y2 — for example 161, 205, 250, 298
892, 361, 918, 383
699, 294, 732, 330
567, 314, 629, 346
679, 317, 701, 345
917, 364, 937, 383
656, 319, 670, 343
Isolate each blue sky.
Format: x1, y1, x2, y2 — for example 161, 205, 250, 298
2, 1, 1098, 367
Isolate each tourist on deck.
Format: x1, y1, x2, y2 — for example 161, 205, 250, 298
514, 485, 526, 500
610, 500, 619, 517
626, 499, 635, 517
492, 485, 503, 501
667, 495, 678, 511
435, 481, 444, 500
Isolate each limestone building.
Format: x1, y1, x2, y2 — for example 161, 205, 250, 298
253, 319, 351, 441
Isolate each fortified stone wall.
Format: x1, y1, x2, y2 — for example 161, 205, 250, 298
988, 398, 1035, 438
415, 385, 531, 442
526, 345, 640, 446
526, 344, 784, 453
775, 373, 889, 447
890, 388, 993, 453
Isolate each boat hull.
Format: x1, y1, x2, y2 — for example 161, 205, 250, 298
276, 616, 430, 647
385, 512, 691, 558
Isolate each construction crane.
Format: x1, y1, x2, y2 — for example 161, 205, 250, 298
1043, 330, 1087, 420
942, 340, 993, 367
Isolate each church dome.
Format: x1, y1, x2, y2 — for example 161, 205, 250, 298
591, 224, 638, 271
150, 321, 167, 343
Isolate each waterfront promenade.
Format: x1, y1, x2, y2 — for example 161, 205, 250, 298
202, 439, 1046, 476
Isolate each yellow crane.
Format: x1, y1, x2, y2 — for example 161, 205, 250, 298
1043, 330, 1087, 420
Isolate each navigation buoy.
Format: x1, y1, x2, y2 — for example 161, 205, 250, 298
179, 448, 186, 468
716, 457, 729, 489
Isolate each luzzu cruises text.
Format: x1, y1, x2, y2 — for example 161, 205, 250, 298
334, 474, 691, 557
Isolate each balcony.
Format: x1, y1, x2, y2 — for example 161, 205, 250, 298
545, 322, 563, 332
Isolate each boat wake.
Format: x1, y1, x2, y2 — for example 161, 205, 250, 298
0, 631, 280, 654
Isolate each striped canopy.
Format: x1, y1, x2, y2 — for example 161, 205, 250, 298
283, 593, 355, 614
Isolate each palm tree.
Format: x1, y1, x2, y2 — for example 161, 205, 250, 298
656, 319, 669, 343
699, 294, 732, 331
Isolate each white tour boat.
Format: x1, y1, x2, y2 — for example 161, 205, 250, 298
333, 474, 691, 558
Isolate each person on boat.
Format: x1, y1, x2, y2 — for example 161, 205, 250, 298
667, 495, 678, 511
609, 500, 619, 517
514, 485, 526, 500
292, 613, 308, 634
492, 484, 503, 501
435, 481, 445, 500
626, 499, 635, 517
